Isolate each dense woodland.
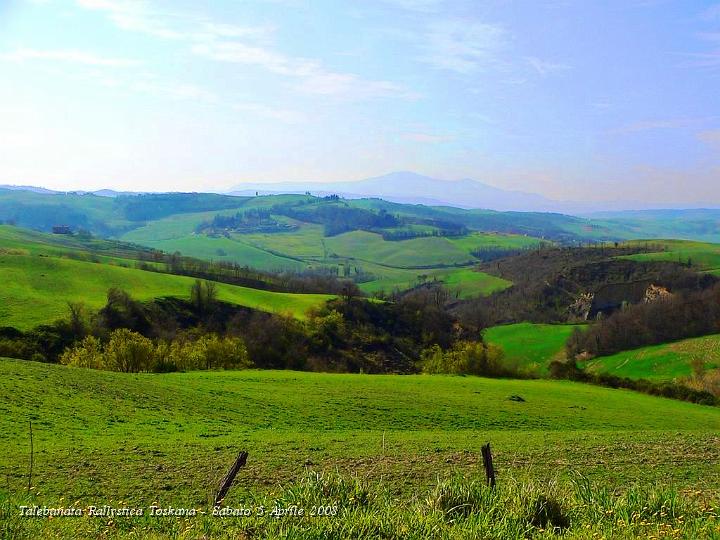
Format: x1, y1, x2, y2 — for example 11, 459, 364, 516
454, 246, 717, 329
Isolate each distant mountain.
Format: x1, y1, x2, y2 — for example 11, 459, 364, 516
0, 184, 58, 194
227, 171, 720, 214
227, 171, 562, 212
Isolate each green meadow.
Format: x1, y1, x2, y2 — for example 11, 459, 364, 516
0, 253, 330, 328
0, 226, 332, 328
324, 231, 475, 267
619, 239, 720, 273
584, 334, 720, 381
1, 358, 718, 508
120, 215, 528, 296
484, 323, 581, 375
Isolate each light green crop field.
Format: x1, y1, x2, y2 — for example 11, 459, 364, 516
324, 231, 475, 267
583, 334, 720, 381
355, 263, 510, 297
118, 212, 530, 296
239, 223, 327, 259
438, 267, 511, 298
484, 323, 582, 375
619, 239, 720, 273
0, 359, 718, 509
448, 232, 544, 253
120, 208, 245, 243
0, 253, 330, 328
121, 235, 306, 272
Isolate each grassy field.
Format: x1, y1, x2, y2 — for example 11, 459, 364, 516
121, 215, 524, 296
0, 253, 330, 328
619, 239, 720, 273
324, 231, 476, 267
0, 227, 332, 328
448, 232, 544, 253
484, 323, 582, 375
0, 359, 718, 537
438, 267, 511, 298
584, 334, 720, 381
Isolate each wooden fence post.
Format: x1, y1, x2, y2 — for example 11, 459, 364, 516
214, 451, 248, 507
27, 421, 34, 494
481, 443, 496, 489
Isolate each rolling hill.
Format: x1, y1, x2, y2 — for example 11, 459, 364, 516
583, 334, 720, 381
0, 226, 332, 328
483, 323, 582, 375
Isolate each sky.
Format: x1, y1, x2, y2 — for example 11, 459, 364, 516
0, 0, 719, 204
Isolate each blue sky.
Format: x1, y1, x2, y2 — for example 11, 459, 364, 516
1, 0, 719, 203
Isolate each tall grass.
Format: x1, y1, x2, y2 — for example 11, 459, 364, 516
2, 472, 717, 539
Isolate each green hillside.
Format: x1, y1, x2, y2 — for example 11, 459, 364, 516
1, 358, 718, 508
583, 334, 720, 381
484, 323, 582, 374
120, 209, 521, 296
324, 230, 475, 267
619, 239, 720, 273
0, 226, 331, 328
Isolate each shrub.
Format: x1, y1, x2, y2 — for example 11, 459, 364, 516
59, 330, 252, 373
59, 335, 104, 369
421, 341, 508, 377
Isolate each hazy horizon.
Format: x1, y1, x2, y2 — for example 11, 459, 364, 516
1, 1, 719, 204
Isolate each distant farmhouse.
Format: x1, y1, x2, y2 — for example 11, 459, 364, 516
51, 225, 72, 235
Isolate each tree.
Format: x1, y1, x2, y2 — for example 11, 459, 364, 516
105, 329, 155, 373
190, 279, 218, 318
66, 302, 89, 339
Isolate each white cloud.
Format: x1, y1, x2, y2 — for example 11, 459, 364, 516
193, 40, 416, 100
0, 48, 139, 67
76, 0, 412, 101
698, 129, 720, 149
612, 117, 714, 134
76, 0, 184, 39
421, 19, 507, 74
526, 56, 571, 76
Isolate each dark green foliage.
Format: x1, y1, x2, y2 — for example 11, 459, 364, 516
114, 193, 245, 221
456, 245, 718, 328
568, 283, 720, 358
528, 494, 569, 530
282, 203, 400, 236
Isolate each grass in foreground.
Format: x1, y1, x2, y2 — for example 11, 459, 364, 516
484, 323, 582, 375
0, 358, 718, 538
0, 359, 718, 505
2, 472, 718, 539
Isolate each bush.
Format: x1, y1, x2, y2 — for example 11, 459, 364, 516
59, 335, 104, 369
421, 341, 508, 377
59, 330, 252, 373
105, 329, 155, 373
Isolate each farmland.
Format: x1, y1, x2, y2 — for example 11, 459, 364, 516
119, 208, 524, 296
